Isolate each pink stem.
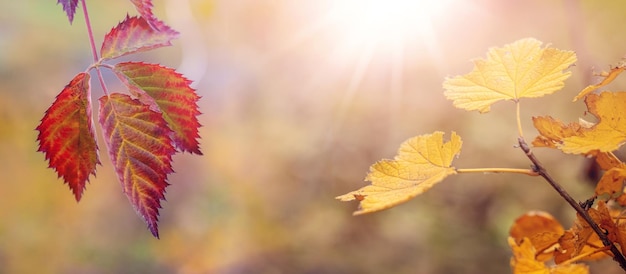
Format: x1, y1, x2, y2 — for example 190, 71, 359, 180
80, 0, 109, 95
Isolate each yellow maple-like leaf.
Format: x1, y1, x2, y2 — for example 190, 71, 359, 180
561, 92, 626, 154
336, 131, 461, 215
509, 237, 589, 274
573, 61, 626, 102
443, 38, 576, 113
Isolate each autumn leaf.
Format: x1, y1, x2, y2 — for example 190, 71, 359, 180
531, 116, 586, 149
558, 92, 626, 154
99, 93, 176, 238
443, 38, 576, 113
594, 151, 623, 171
509, 237, 589, 274
129, 0, 160, 30
57, 0, 79, 24
509, 211, 564, 261
574, 61, 626, 101
590, 201, 625, 254
596, 167, 626, 197
36, 73, 100, 201
555, 202, 615, 264
113, 62, 202, 154
337, 132, 461, 215
100, 15, 179, 60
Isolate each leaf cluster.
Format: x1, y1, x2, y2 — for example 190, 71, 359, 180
38, 0, 201, 238
338, 38, 626, 272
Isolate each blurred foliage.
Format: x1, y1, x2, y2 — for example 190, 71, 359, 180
3, 0, 626, 273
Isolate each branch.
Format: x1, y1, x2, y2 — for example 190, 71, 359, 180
518, 137, 626, 270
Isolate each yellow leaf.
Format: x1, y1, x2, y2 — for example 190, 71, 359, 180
336, 132, 461, 215
561, 92, 626, 154
509, 237, 589, 274
509, 237, 548, 274
443, 38, 576, 113
573, 61, 626, 102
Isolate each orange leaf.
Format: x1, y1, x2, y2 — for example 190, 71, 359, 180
509, 211, 564, 261
560, 92, 626, 154
337, 132, 461, 215
555, 203, 614, 263
593, 151, 623, 171
574, 61, 626, 101
591, 201, 623, 250
509, 237, 589, 274
596, 167, 626, 197
531, 116, 585, 149
98, 93, 176, 238
36, 73, 100, 201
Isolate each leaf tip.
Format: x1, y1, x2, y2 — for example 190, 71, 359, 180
57, 0, 79, 24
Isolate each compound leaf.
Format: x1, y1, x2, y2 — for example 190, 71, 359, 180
99, 93, 176, 238
337, 132, 461, 215
113, 62, 202, 154
57, 0, 79, 24
443, 38, 576, 113
37, 72, 99, 201
100, 15, 179, 61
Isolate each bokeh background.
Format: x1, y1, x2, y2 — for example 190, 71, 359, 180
3, 0, 626, 273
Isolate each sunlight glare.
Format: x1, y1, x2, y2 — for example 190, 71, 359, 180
328, 0, 450, 52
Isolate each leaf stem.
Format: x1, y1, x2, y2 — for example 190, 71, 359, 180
516, 100, 524, 138
517, 137, 626, 270
80, 0, 98, 65
456, 168, 539, 176
80, 0, 109, 96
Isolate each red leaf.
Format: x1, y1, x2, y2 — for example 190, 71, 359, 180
37, 72, 100, 201
114, 62, 202, 154
98, 93, 175, 238
129, 0, 160, 30
100, 15, 179, 60
57, 0, 79, 24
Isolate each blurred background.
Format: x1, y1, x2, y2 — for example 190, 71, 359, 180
2, 0, 626, 273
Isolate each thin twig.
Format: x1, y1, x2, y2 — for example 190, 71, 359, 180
518, 137, 626, 270
456, 168, 539, 176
